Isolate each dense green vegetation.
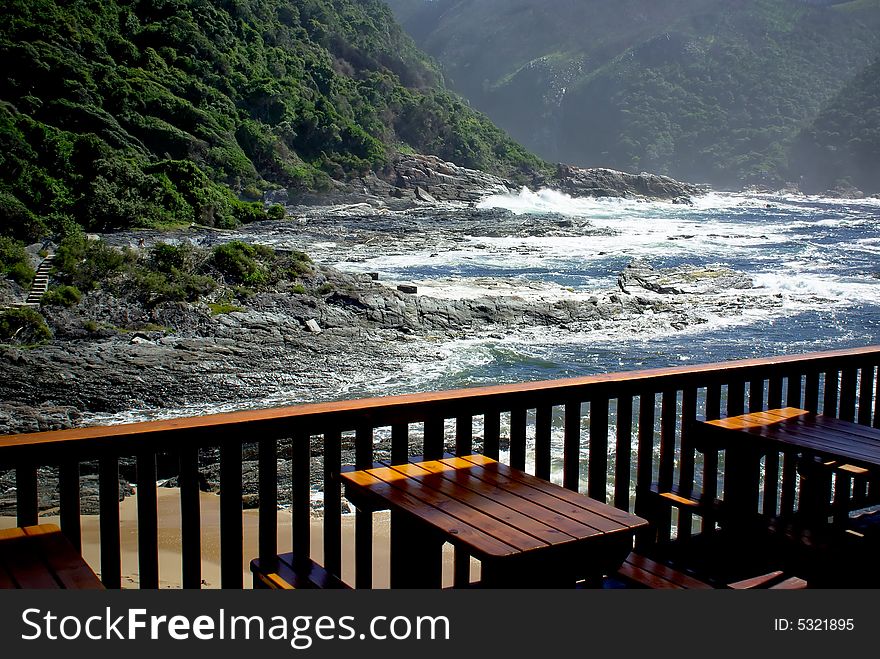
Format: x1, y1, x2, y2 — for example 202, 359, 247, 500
790, 58, 880, 193
0, 235, 35, 284
0, 307, 52, 345
390, 0, 880, 190
50, 236, 319, 308
0, 0, 542, 244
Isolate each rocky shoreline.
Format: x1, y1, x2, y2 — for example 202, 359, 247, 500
267, 153, 706, 209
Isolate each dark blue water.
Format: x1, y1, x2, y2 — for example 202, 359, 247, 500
326, 190, 880, 396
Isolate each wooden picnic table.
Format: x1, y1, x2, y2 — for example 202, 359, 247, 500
341, 454, 647, 588
696, 407, 880, 526
0, 524, 104, 589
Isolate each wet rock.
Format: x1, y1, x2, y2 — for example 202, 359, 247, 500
0, 402, 81, 436
554, 164, 706, 200
618, 258, 753, 295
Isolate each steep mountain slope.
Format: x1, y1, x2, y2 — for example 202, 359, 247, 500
790, 57, 880, 193
0, 0, 543, 241
388, 0, 880, 189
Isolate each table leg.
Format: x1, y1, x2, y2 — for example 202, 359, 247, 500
389, 511, 443, 588
723, 444, 764, 529
796, 454, 832, 528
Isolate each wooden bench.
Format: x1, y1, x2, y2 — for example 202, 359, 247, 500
250, 553, 351, 589
0, 524, 104, 589
615, 552, 807, 590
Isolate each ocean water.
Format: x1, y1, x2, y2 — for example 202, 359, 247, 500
322, 189, 880, 397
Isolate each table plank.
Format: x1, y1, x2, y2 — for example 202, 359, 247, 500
363, 466, 549, 553
388, 462, 587, 543
405, 459, 608, 538
459, 455, 646, 530
343, 470, 522, 557
437, 457, 624, 534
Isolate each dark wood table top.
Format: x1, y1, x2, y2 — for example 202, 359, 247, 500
0, 524, 104, 589
341, 454, 647, 561
698, 407, 880, 470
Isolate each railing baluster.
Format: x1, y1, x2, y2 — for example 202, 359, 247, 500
749, 377, 765, 412
179, 445, 201, 589
258, 438, 277, 567
858, 366, 875, 426
220, 439, 243, 589
355, 426, 373, 589
535, 405, 552, 481
424, 417, 444, 460
292, 432, 311, 559
702, 381, 722, 532
614, 396, 633, 510
588, 397, 609, 502
788, 372, 803, 409
634, 392, 656, 549
765, 374, 783, 519
658, 390, 677, 494
136, 452, 159, 589
768, 375, 783, 410
16, 465, 38, 528
722, 380, 747, 520
99, 455, 121, 589
323, 429, 342, 578
58, 461, 81, 552
563, 401, 581, 491
483, 411, 500, 461
823, 370, 839, 416
727, 380, 746, 417
706, 383, 722, 420
391, 423, 409, 465
509, 407, 527, 470
874, 366, 880, 429
677, 388, 698, 540
839, 367, 858, 422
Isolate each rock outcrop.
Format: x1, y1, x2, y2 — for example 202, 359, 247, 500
265, 153, 707, 209
618, 259, 754, 296
554, 164, 706, 200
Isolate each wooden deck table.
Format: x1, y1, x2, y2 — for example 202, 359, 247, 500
0, 524, 104, 589
696, 407, 880, 527
341, 454, 647, 588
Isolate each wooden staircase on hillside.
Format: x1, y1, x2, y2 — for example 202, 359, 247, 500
24, 253, 55, 306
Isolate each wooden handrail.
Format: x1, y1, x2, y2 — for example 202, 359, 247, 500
1, 344, 877, 454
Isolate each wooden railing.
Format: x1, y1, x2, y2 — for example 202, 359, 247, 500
1, 345, 879, 588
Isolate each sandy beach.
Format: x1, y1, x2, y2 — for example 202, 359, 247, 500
0, 487, 469, 588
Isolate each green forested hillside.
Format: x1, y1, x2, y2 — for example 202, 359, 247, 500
0, 0, 541, 242
388, 0, 880, 190
791, 58, 880, 193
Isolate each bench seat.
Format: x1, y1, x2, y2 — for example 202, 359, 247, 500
616, 552, 806, 590
250, 553, 351, 589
